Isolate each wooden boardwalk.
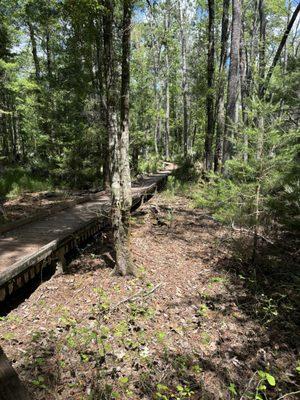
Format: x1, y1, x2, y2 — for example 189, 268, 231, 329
0, 169, 173, 303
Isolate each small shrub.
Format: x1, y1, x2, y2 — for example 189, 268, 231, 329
137, 156, 163, 174
0, 166, 53, 199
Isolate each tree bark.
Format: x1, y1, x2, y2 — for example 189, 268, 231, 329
260, 2, 300, 97
45, 27, 52, 82
103, 0, 123, 275
256, 0, 266, 159
0, 347, 30, 400
222, 0, 241, 164
258, 0, 267, 94
240, 14, 248, 162
27, 21, 41, 81
96, 15, 110, 189
214, 0, 230, 172
164, 12, 170, 160
103, 0, 133, 276
179, 0, 189, 158
204, 0, 215, 171
118, 0, 134, 275
245, 0, 258, 101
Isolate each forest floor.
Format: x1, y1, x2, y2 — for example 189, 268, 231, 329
0, 189, 299, 400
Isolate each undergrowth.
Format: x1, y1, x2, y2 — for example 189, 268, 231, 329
0, 167, 53, 199
137, 156, 164, 175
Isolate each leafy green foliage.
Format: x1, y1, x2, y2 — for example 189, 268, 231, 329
0, 167, 52, 199
193, 98, 300, 235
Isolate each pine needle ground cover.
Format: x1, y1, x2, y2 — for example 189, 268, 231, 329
0, 190, 298, 400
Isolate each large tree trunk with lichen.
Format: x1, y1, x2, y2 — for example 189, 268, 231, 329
118, 0, 134, 275
103, 0, 133, 276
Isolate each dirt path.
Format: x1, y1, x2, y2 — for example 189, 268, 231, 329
0, 192, 298, 399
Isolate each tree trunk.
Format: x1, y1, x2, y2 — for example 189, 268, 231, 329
164, 13, 170, 160
256, 0, 266, 160
96, 15, 110, 189
222, 0, 241, 164
45, 27, 52, 82
179, 0, 189, 159
245, 0, 258, 101
260, 2, 300, 97
240, 17, 248, 162
258, 0, 266, 95
214, 0, 230, 172
0, 347, 30, 400
204, 0, 215, 171
103, 0, 133, 276
118, 0, 134, 275
103, 0, 123, 275
27, 21, 40, 81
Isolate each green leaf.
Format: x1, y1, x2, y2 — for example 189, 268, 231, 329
156, 384, 169, 392
118, 377, 129, 384
258, 384, 267, 391
228, 382, 237, 395
258, 370, 266, 379
265, 373, 276, 386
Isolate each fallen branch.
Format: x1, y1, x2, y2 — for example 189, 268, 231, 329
239, 371, 258, 400
276, 391, 300, 400
111, 283, 163, 311
231, 222, 274, 245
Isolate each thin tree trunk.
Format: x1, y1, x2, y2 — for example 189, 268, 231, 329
258, 0, 266, 95
240, 16, 248, 162
179, 0, 189, 158
153, 74, 161, 155
214, 0, 230, 172
245, 0, 258, 101
260, 2, 300, 97
252, 181, 261, 264
222, 0, 241, 165
27, 21, 40, 81
46, 28, 52, 82
257, 0, 266, 159
146, 0, 162, 156
164, 13, 170, 160
204, 0, 215, 171
96, 15, 110, 189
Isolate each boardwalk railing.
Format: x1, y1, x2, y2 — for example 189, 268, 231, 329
0, 168, 173, 304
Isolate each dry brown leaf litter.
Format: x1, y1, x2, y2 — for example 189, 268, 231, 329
0, 193, 298, 399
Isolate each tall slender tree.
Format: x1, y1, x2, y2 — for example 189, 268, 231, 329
204, 0, 215, 170
179, 0, 189, 158
164, 6, 170, 159
222, 0, 241, 164
214, 0, 230, 171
